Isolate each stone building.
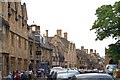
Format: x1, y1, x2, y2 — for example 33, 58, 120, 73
76, 46, 102, 69
47, 29, 77, 68
28, 24, 53, 73
0, 1, 29, 79
76, 46, 89, 69
88, 49, 101, 69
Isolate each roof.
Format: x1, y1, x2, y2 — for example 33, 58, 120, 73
60, 37, 70, 48
35, 35, 52, 50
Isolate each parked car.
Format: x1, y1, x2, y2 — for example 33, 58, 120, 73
57, 69, 80, 80
72, 73, 114, 80
105, 64, 118, 75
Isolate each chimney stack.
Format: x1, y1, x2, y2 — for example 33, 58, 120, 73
81, 46, 84, 51
57, 29, 62, 37
64, 32, 67, 40
94, 50, 96, 53
46, 30, 48, 37
90, 49, 93, 53
85, 49, 88, 54
73, 43, 75, 49
35, 25, 40, 33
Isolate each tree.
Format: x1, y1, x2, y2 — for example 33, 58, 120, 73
90, 1, 120, 63
90, 1, 120, 41
106, 41, 120, 64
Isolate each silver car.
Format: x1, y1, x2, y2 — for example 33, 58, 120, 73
72, 73, 114, 80
57, 70, 80, 80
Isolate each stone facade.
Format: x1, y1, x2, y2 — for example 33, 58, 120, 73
76, 46, 90, 69
0, 1, 29, 79
0, 1, 53, 78
47, 29, 77, 68
28, 24, 52, 74
76, 46, 102, 69
0, 1, 104, 79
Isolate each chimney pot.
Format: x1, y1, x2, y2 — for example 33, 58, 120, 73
81, 46, 84, 51
46, 30, 48, 37
64, 32, 67, 40
57, 29, 62, 37
90, 49, 93, 53
94, 50, 96, 53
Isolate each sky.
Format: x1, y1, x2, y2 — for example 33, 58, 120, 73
21, 0, 118, 57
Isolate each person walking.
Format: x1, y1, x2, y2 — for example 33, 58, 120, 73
20, 71, 28, 80
14, 70, 20, 80
28, 70, 33, 80
7, 72, 12, 80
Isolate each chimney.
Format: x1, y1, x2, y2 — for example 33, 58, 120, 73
64, 32, 67, 40
73, 43, 75, 49
46, 30, 48, 37
90, 49, 93, 53
57, 29, 62, 37
81, 46, 84, 51
85, 49, 88, 54
35, 25, 40, 33
94, 50, 96, 53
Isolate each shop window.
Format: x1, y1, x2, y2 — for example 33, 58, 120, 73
24, 40, 26, 50
18, 59, 21, 71
18, 37, 21, 48
10, 57, 15, 72
24, 59, 27, 71
30, 45, 32, 56
4, 56, 9, 76
0, 32, 1, 48
11, 33, 14, 46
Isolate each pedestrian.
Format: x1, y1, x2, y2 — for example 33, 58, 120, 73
7, 72, 12, 80
12, 71, 15, 80
14, 70, 20, 80
36, 69, 42, 78
28, 70, 33, 80
20, 71, 28, 80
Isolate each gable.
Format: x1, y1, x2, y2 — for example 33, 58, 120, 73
21, 3, 28, 21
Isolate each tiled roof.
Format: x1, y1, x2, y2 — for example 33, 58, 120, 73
59, 37, 70, 48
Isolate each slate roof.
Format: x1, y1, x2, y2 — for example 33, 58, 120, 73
35, 35, 52, 51
60, 37, 70, 48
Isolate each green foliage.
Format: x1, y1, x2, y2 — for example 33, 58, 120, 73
106, 41, 120, 63
90, 1, 120, 41
91, 1, 120, 62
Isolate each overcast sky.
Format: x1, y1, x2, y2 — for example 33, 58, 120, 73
21, 0, 118, 57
